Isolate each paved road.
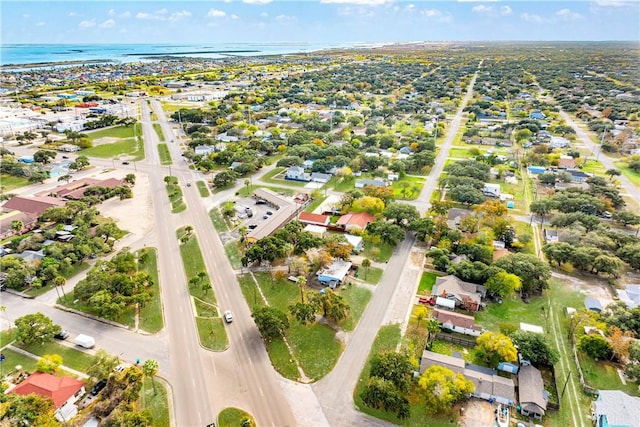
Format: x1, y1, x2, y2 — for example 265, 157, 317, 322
559, 110, 639, 206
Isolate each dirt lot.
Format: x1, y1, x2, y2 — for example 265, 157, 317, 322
460, 398, 496, 427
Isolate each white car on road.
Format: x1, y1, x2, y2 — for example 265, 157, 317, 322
223, 310, 233, 323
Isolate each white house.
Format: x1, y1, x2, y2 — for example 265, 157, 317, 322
344, 234, 364, 253
317, 259, 352, 288
285, 166, 310, 182
194, 145, 215, 156
303, 224, 327, 239
482, 183, 501, 198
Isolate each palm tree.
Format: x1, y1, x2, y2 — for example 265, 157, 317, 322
361, 258, 371, 279
425, 318, 441, 349
142, 359, 159, 394
296, 276, 307, 303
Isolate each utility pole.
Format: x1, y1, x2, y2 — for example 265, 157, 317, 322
560, 370, 572, 399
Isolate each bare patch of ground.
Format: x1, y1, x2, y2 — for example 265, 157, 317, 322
552, 271, 614, 306
459, 398, 496, 427
96, 170, 153, 242
92, 137, 121, 146
410, 249, 427, 268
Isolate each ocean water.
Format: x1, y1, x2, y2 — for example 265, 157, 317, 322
0, 42, 368, 66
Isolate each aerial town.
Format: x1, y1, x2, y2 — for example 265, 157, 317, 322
1, 41, 640, 427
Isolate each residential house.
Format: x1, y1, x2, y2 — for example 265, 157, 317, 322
0, 210, 37, 239
388, 174, 399, 181
317, 259, 352, 289
336, 212, 375, 232
355, 178, 387, 188
592, 390, 640, 427
229, 162, 243, 171
399, 146, 413, 155
311, 172, 332, 184
194, 145, 215, 156
432, 309, 483, 336
528, 166, 546, 175
2, 196, 65, 217
431, 275, 486, 312
285, 166, 310, 182
520, 323, 544, 334
544, 229, 560, 243
558, 155, 577, 169
298, 212, 330, 226
215, 133, 239, 143
420, 351, 515, 406
529, 111, 546, 120
566, 169, 592, 183
446, 208, 472, 229
44, 178, 125, 200
302, 159, 315, 169
483, 183, 501, 198
518, 365, 547, 420
10, 372, 85, 422
585, 297, 604, 313
344, 234, 364, 253
303, 224, 327, 239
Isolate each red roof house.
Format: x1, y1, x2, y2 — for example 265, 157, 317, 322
298, 212, 330, 226
10, 372, 85, 409
336, 212, 376, 232
45, 177, 125, 200
2, 196, 65, 217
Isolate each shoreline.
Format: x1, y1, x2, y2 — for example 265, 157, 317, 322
1, 59, 117, 70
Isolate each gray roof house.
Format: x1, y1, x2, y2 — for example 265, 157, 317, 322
355, 178, 387, 188
285, 166, 310, 182
616, 284, 640, 309
194, 145, 215, 156
432, 275, 486, 312
311, 172, 332, 183
518, 365, 547, 420
593, 390, 640, 427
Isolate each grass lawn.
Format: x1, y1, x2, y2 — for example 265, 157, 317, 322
136, 248, 163, 333
177, 229, 216, 306
614, 161, 640, 188
86, 125, 136, 140
581, 160, 607, 176
165, 176, 186, 213
0, 348, 39, 374
475, 293, 550, 332
332, 175, 355, 192
359, 267, 383, 285
158, 143, 172, 165
196, 180, 210, 197
218, 407, 255, 427
363, 241, 394, 263
418, 271, 440, 295
81, 137, 143, 160
304, 195, 327, 213
0, 174, 30, 192
391, 176, 425, 201
152, 123, 165, 141
265, 339, 300, 380
16, 341, 96, 372
339, 285, 372, 331
260, 168, 307, 187
579, 353, 639, 396
61, 262, 89, 280
288, 322, 342, 381
141, 377, 170, 427
209, 208, 229, 232
236, 184, 295, 198
224, 241, 243, 269
512, 221, 535, 254
195, 317, 228, 351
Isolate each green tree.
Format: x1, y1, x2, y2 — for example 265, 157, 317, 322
124, 173, 136, 185
493, 253, 551, 294
382, 203, 420, 227
213, 170, 237, 188
529, 199, 553, 225
14, 313, 61, 346
33, 150, 57, 164
361, 258, 371, 279
578, 334, 612, 360
369, 352, 414, 392
359, 376, 410, 419
87, 349, 121, 380
310, 289, 349, 323
475, 332, 518, 367
252, 306, 289, 341
142, 359, 159, 395
74, 155, 90, 170
418, 365, 474, 414
485, 272, 522, 299
425, 318, 441, 350
510, 330, 559, 366
36, 354, 63, 374
1, 393, 58, 426
288, 302, 317, 325
605, 168, 621, 181
351, 196, 385, 215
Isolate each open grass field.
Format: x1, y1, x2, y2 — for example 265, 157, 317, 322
224, 241, 243, 269
209, 208, 229, 232
157, 143, 172, 165
15, 341, 96, 372
195, 317, 228, 351
418, 271, 440, 295
614, 161, 640, 188
177, 229, 216, 306
581, 160, 607, 176
152, 123, 165, 141
0, 174, 30, 192
136, 248, 163, 333
196, 180, 210, 197
86, 125, 136, 140
391, 176, 425, 200
140, 377, 170, 427
0, 348, 39, 375
81, 137, 144, 160
362, 241, 394, 263
218, 408, 255, 427
236, 184, 295, 198
359, 266, 383, 285
332, 175, 355, 192
339, 285, 372, 331
578, 353, 639, 396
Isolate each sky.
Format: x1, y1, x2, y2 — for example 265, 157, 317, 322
2, 0, 639, 44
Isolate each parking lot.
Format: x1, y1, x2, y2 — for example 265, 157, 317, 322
232, 196, 277, 233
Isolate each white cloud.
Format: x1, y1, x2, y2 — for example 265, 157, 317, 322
260, 12, 269, 17
321, 0, 391, 4
35, 22, 45, 27
337, 6, 375, 17
556, 8, 582, 20
208, 9, 227, 18
521, 12, 545, 23
100, 19, 116, 28
79, 19, 96, 28
136, 12, 151, 19
120, 11, 131, 19
231, 14, 240, 20
68, 12, 80, 17
169, 10, 191, 21
593, 0, 633, 6
23, 14, 30, 18
472, 5, 493, 14
500, 6, 512, 16
472, 5, 512, 16
243, 0, 273, 4
108, 9, 116, 17
155, 8, 168, 15
276, 14, 297, 22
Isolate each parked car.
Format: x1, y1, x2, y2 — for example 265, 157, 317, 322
262, 214, 269, 219
91, 379, 107, 396
248, 224, 258, 230
122, 161, 130, 165
114, 364, 127, 373
223, 310, 233, 323
62, 155, 69, 159
54, 330, 69, 340
266, 210, 273, 216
